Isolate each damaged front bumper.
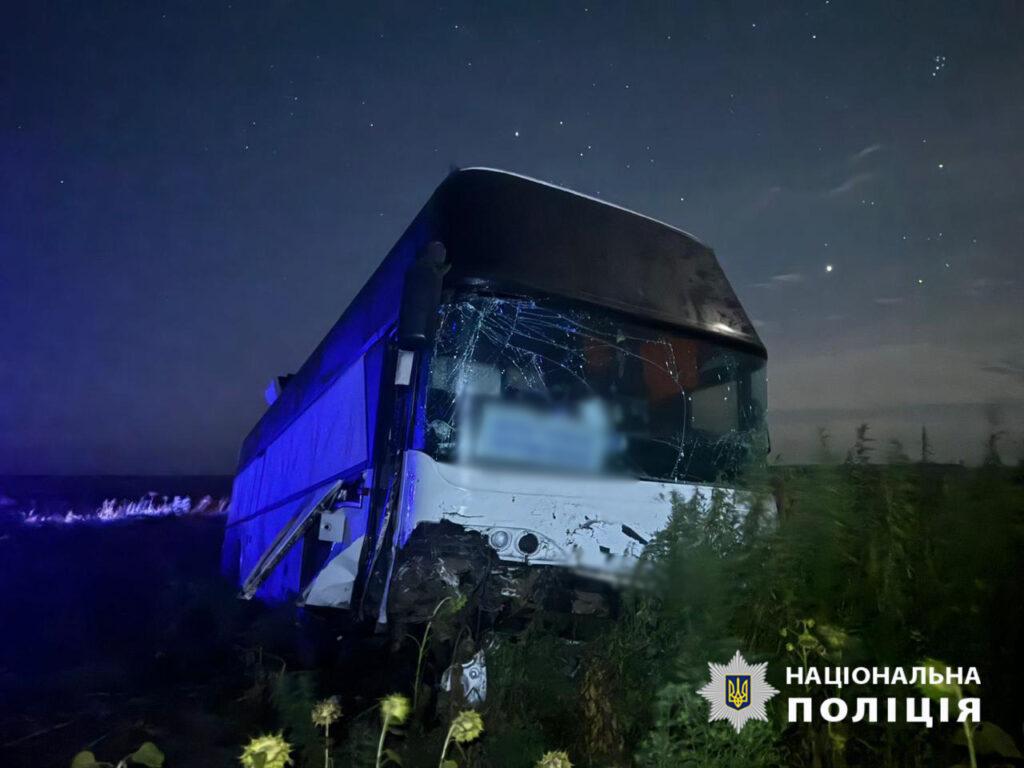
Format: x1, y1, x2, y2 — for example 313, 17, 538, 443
396, 450, 738, 578
304, 451, 759, 621
387, 520, 619, 624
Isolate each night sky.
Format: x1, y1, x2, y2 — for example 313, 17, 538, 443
3, 1, 1022, 474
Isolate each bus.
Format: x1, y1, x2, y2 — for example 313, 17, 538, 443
222, 168, 768, 626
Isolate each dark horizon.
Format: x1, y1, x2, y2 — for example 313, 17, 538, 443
3, 1, 1022, 474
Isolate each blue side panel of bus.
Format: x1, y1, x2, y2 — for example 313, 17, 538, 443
222, 215, 435, 602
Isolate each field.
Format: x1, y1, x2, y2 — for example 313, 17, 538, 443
2, 439, 1022, 768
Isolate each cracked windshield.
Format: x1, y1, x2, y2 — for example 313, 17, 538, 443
424, 296, 767, 483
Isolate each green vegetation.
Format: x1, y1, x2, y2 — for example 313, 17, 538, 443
71, 742, 165, 768
59, 426, 1024, 767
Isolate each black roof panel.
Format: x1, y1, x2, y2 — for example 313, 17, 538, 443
435, 168, 762, 350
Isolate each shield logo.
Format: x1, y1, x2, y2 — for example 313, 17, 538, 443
726, 674, 751, 710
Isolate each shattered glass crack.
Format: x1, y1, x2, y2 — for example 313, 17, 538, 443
423, 296, 767, 484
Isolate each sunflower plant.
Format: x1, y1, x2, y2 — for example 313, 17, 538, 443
437, 709, 484, 768
375, 694, 410, 768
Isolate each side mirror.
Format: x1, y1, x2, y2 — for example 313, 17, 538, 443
398, 241, 448, 350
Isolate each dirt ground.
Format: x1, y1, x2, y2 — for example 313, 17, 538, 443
0, 516, 266, 767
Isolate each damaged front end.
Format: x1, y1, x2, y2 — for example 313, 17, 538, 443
380, 294, 770, 625
387, 520, 618, 626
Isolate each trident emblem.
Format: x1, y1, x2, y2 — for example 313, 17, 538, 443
726, 675, 751, 710
698, 651, 779, 732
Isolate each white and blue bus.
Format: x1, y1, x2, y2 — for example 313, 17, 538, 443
222, 168, 768, 626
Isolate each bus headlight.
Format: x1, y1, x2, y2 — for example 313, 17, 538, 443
517, 532, 540, 555
488, 529, 511, 551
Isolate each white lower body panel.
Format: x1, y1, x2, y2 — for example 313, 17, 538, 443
396, 450, 737, 577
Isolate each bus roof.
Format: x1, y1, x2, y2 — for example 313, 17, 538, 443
434, 168, 760, 348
